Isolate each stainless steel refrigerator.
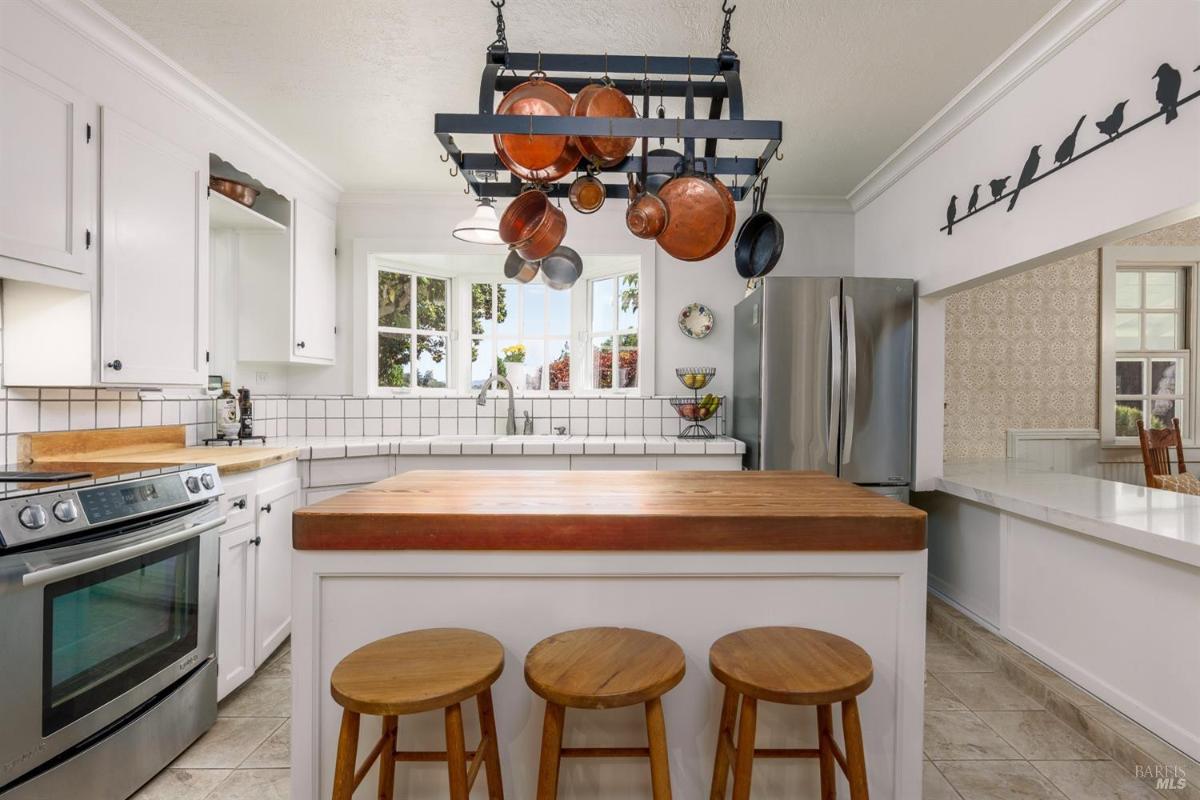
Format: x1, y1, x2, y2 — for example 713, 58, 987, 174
733, 277, 914, 500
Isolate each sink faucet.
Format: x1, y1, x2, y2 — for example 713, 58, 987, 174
476, 372, 517, 435
523, 410, 534, 435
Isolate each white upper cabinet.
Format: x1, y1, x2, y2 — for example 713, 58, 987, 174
0, 50, 96, 284
99, 107, 208, 385
292, 199, 336, 362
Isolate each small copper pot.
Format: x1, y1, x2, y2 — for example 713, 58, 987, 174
568, 168, 606, 214
626, 173, 668, 239
498, 190, 567, 262
570, 80, 637, 168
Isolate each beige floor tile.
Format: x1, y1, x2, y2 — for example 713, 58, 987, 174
172, 717, 285, 769
927, 638, 995, 673
129, 767, 231, 800
936, 672, 1045, 711
208, 767, 290, 800
242, 719, 290, 768
925, 711, 1022, 761
924, 760, 964, 799
1031, 760, 1163, 800
936, 760, 1069, 800
218, 676, 290, 717
259, 648, 291, 678
928, 673, 969, 711
978, 712, 1106, 761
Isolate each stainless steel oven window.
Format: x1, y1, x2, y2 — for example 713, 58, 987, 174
41, 537, 200, 736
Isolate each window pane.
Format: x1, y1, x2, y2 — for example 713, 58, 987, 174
617, 333, 638, 388
497, 339, 520, 380
1115, 271, 1141, 309
471, 337, 493, 389
548, 340, 570, 390
472, 283, 494, 336
547, 288, 570, 336
523, 340, 545, 391
1115, 360, 1144, 394
1114, 313, 1141, 350
1115, 400, 1144, 437
496, 284, 517, 336
1151, 359, 1180, 395
1145, 271, 1177, 309
415, 335, 447, 387
416, 276, 447, 330
592, 278, 615, 331
618, 273, 639, 331
523, 283, 545, 335
378, 332, 411, 387
378, 272, 412, 328
1150, 398, 1177, 430
1144, 313, 1178, 349
592, 336, 613, 389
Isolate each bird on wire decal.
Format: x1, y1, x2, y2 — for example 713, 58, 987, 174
941, 61, 1198, 235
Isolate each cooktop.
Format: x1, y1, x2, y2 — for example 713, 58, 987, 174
0, 461, 210, 500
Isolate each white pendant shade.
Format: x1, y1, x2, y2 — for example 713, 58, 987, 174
451, 199, 503, 245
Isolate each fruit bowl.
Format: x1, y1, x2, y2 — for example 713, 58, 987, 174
670, 395, 721, 422
675, 366, 716, 390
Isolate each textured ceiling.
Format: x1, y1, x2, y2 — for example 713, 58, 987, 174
95, 0, 1058, 196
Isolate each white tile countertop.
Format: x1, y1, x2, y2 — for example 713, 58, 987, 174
939, 460, 1200, 568
253, 435, 746, 460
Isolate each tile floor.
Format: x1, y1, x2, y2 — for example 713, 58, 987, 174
133, 609, 1190, 799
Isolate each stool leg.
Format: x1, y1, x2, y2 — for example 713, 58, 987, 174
535, 702, 566, 800
377, 715, 397, 800
445, 703, 470, 800
841, 698, 869, 800
730, 696, 757, 800
332, 708, 361, 800
709, 686, 739, 800
816, 704, 836, 800
476, 688, 505, 799
645, 697, 673, 800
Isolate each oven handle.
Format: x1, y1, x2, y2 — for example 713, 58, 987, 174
22, 516, 226, 587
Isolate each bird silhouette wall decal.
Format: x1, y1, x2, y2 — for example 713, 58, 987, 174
1154, 63, 1181, 123
1055, 115, 1087, 165
1096, 100, 1128, 139
946, 195, 957, 235
989, 177, 1010, 201
1007, 145, 1041, 212
968, 184, 980, 213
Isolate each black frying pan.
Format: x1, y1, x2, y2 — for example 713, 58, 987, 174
734, 176, 784, 278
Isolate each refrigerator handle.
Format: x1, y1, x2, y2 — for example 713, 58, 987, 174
827, 295, 842, 465
842, 295, 858, 465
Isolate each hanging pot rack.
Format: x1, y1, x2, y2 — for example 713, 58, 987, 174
433, 4, 782, 202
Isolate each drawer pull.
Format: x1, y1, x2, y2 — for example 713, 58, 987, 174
251, 536, 262, 546
233, 498, 247, 510
261, 503, 273, 514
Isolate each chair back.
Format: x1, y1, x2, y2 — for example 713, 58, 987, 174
1136, 417, 1186, 487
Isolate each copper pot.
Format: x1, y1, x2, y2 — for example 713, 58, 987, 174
209, 176, 258, 207
568, 168, 606, 214
498, 190, 567, 262
570, 80, 637, 168
626, 173, 668, 239
494, 75, 581, 182
655, 160, 737, 262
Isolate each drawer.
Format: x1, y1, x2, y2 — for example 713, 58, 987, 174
219, 474, 256, 530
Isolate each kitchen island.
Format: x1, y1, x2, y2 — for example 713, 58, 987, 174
291, 470, 927, 799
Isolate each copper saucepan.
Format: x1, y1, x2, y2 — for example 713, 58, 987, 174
498, 189, 567, 262
655, 159, 737, 262
570, 79, 637, 168
626, 173, 668, 239
494, 74, 580, 183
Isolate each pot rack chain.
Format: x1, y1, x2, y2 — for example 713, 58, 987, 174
719, 0, 736, 54
489, 0, 507, 54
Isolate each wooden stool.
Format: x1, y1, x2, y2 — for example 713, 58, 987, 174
707, 626, 873, 800
524, 627, 686, 800
330, 628, 505, 800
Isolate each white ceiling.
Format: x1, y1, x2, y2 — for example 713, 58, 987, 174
95, 0, 1058, 197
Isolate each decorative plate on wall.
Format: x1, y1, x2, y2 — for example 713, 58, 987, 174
678, 303, 715, 339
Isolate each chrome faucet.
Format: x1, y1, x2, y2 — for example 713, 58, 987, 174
476, 372, 517, 435
523, 410, 534, 435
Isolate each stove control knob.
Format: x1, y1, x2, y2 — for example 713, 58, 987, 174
18, 505, 48, 530
52, 500, 79, 523
185, 476, 202, 494
200, 473, 215, 490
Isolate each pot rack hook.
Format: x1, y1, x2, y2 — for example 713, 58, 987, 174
774, 148, 784, 161
449, 164, 459, 177
439, 152, 449, 163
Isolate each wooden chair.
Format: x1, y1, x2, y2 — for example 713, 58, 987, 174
330, 628, 505, 800
1136, 417, 1186, 488
524, 627, 686, 800
708, 626, 873, 800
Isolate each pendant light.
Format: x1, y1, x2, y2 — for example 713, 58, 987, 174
452, 197, 503, 245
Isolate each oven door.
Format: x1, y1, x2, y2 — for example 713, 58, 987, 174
0, 504, 221, 788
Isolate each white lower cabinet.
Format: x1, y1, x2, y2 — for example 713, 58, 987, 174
253, 477, 300, 665
216, 521, 257, 700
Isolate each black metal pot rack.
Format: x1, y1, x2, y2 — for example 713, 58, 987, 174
433, 45, 782, 202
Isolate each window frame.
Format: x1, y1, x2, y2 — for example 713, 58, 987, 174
462, 279, 575, 394
368, 260, 454, 396
585, 269, 642, 393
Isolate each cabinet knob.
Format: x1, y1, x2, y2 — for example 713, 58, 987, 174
296, 341, 306, 349
233, 498, 247, 510
261, 503, 272, 514
106, 359, 123, 371
251, 536, 262, 546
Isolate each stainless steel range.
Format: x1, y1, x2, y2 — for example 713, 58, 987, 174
0, 462, 224, 800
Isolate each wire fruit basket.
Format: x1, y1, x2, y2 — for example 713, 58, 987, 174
671, 367, 720, 439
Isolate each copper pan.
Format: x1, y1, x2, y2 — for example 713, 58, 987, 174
655, 160, 736, 262
626, 173, 668, 239
494, 74, 581, 181
570, 80, 637, 168
498, 189, 567, 262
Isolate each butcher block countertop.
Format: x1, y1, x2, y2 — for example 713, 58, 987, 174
292, 469, 926, 551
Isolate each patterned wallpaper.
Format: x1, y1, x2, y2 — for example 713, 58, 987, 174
943, 217, 1200, 461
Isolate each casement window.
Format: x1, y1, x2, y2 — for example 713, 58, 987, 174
1101, 247, 1200, 443
469, 281, 572, 391
587, 271, 640, 391
372, 267, 450, 392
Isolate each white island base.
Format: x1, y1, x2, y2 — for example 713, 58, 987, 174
291, 549, 927, 799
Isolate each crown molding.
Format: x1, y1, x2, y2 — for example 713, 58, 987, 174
847, 0, 1124, 212
30, 0, 343, 201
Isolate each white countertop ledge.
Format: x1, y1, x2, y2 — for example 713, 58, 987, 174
938, 460, 1200, 568
258, 435, 745, 461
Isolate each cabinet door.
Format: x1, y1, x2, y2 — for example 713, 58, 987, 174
292, 199, 336, 362
253, 477, 300, 667
0, 51, 95, 277
217, 522, 257, 700
99, 107, 208, 385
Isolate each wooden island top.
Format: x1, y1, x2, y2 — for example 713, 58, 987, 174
292, 469, 926, 551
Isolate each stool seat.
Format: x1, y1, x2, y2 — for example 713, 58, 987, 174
331, 627, 504, 715
525, 626, 686, 710
709, 626, 873, 706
